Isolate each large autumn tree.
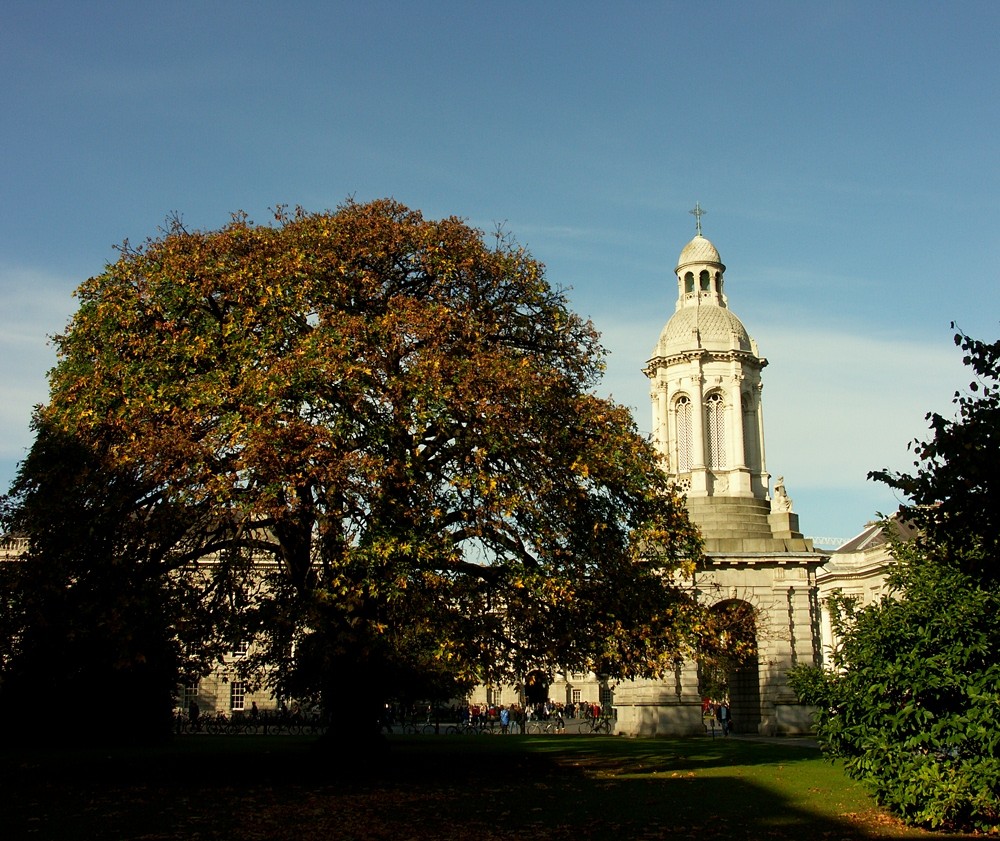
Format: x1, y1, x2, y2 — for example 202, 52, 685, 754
4, 199, 704, 736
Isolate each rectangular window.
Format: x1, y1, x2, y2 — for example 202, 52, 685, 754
233, 640, 249, 657
182, 683, 199, 709
230, 681, 246, 711
571, 689, 581, 704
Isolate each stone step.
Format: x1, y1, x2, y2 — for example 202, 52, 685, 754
685, 497, 772, 511
702, 536, 815, 554
685, 496, 791, 544
688, 512, 774, 528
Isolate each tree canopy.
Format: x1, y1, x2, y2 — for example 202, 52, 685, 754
791, 326, 1000, 832
870, 326, 1000, 583
4, 199, 705, 733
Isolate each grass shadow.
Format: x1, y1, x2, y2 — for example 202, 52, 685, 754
0, 734, 974, 840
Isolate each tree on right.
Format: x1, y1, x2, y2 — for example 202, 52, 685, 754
871, 327, 1000, 584
790, 327, 1000, 833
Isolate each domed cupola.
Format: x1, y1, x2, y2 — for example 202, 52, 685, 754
653, 210, 752, 358
673, 227, 728, 311
676, 234, 723, 272
644, 205, 769, 502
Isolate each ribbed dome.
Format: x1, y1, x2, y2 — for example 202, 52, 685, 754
676, 235, 722, 270
653, 305, 751, 356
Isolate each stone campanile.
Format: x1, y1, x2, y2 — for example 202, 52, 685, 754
644, 207, 809, 552
612, 208, 824, 739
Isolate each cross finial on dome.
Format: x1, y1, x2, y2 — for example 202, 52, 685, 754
689, 202, 706, 236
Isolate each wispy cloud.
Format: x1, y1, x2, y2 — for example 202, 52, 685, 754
0, 264, 77, 462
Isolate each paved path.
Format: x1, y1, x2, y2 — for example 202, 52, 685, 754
728, 733, 820, 749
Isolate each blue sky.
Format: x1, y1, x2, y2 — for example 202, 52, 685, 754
2, 1, 998, 544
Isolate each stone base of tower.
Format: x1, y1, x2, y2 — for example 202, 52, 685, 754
611, 662, 821, 737
685, 497, 814, 553
611, 669, 705, 736
614, 701, 705, 737
612, 700, 818, 737
608, 501, 828, 739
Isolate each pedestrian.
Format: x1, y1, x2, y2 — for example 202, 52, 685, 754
716, 701, 731, 736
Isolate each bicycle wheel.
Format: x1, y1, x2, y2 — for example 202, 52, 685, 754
421, 724, 437, 735
526, 722, 542, 734
445, 725, 460, 735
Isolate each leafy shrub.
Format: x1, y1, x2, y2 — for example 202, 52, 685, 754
790, 543, 1000, 831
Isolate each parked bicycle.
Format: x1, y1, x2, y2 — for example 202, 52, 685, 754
580, 714, 612, 735
526, 715, 565, 735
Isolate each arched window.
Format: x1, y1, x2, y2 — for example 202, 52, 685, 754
699, 270, 710, 291
684, 272, 694, 293
706, 392, 726, 469
675, 396, 692, 473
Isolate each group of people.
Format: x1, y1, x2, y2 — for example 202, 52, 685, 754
380, 699, 611, 734
461, 700, 609, 733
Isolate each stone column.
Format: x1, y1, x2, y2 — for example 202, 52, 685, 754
728, 372, 752, 495
690, 367, 707, 494
755, 381, 768, 491
656, 380, 669, 462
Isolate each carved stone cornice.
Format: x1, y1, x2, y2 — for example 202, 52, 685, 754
645, 348, 765, 374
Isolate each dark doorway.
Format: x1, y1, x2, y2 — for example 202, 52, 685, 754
523, 670, 549, 706
728, 654, 761, 734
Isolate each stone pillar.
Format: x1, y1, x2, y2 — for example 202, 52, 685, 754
755, 381, 768, 491
759, 575, 822, 735
728, 373, 752, 495
656, 381, 669, 462
690, 370, 707, 494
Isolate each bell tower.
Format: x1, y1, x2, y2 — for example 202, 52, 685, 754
644, 208, 809, 551
613, 208, 825, 740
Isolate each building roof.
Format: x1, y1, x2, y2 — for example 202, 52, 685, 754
835, 515, 919, 554
676, 234, 723, 270
653, 305, 752, 355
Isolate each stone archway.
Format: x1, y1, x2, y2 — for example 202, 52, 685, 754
523, 669, 550, 707
700, 599, 761, 734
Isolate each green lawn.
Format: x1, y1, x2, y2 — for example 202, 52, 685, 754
0, 734, 974, 840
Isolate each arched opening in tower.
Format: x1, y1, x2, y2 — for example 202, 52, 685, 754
698, 599, 761, 735
523, 669, 550, 707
